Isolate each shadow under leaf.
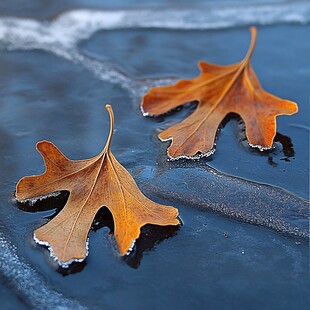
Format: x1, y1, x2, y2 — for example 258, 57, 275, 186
15, 191, 69, 214
274, 132, 295, 159
123, 224, 180, 269
57, 261, 87, 276
229, 114, 296, 161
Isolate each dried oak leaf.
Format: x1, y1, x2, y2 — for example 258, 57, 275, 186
141, 27, 298, 159
16, 105, 179, 267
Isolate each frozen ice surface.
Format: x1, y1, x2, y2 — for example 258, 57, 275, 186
0, 0, 309, 308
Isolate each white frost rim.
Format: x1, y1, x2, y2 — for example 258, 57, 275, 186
160, 136, 216, 161
18, 191, 61, 206
248, 142, 274, 152
125, 239, 136, 256
33, 233, 89, 269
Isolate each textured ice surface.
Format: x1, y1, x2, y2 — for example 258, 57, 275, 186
0, 232, 86, 309
137, 166, 309, 238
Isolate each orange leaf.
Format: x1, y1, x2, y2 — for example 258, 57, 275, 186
16, 105, 179, 267
141, 27, 298, 159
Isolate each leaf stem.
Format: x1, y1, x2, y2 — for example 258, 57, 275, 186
103, 104, 114, 152
243, 26, 257, 63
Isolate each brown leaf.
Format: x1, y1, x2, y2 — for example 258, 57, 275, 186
141, 27, 298, 159
16, 105, 179, 267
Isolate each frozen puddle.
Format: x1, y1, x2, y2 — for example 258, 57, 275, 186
0, 1, 309, 308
